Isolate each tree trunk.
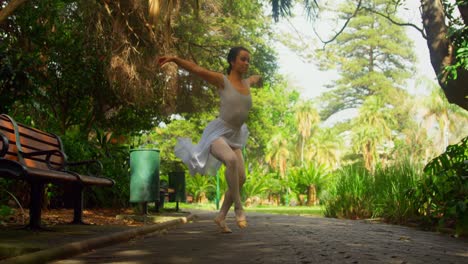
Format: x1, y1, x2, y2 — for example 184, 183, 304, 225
306, 185, 317, 206
298, 194, 306, 206
458, 3, 468, 25
0, 0, 28, 25
421, 0, 468, 110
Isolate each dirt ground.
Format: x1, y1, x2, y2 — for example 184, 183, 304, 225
1, 208, 147, 227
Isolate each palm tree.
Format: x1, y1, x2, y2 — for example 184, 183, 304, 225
352, 96, 396, 171
265, 131, 292, 205
242, 165, 271, 204
265, 132, 291, 178
289, 162, 329, 206
269, 0, 318, 21
422, 85, 453, 152
307, 127, 343, 169
416, 78, 468, 156
295, 101, 320, 167
186, 174, 215, 203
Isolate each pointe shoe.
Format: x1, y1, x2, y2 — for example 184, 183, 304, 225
214, 217, 232, 233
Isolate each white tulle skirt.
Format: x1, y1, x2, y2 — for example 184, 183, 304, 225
174, 118, 249, 176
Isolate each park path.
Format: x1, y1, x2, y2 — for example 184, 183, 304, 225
53, 210, 468, 264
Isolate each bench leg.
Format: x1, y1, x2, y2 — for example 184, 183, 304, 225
155, 201, 160, 213
71, 185, 85, 224
28, 181, 44, 230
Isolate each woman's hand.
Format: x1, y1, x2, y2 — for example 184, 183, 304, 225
158, 56, 175, 67
249, 75, 263, 87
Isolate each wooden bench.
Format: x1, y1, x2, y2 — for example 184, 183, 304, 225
157, 187, 175, 211
0, 114, 114, 229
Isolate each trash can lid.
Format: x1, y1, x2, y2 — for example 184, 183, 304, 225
130, 148, 160, 152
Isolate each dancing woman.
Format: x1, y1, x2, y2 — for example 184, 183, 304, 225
158, 46, 262, 233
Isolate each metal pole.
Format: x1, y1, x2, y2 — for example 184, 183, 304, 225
216, 169, 220, 210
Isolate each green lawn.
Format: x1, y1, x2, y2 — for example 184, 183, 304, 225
163, 202, 324, 217
245, 205, 324, 216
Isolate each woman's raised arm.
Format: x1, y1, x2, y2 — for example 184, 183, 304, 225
248, 75, 263, 88
158, 56, 224, 89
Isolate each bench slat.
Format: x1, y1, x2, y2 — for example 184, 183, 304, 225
27, 167, 114, 186
1, 117, 64, 169
18, 136, 60, 152
1, 118, 60, 148
8, 120, 60, 145
4, 153, 19, 161
4, 148, 64, 166
2, 140, 64, 169
23, 159, 52, 170
18, 131, 61, 148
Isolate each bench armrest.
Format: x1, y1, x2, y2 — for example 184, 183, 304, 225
66, 159, 103, 177
21, 149, 65, 170
0, 132, 8, 158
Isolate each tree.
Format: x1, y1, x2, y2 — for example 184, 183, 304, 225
1, 0, 279, 132
316, 0, 416, 120
295, 101, 320, 166
288, 162, 329, 205
306, 127, 343, 169
265, 132, 291, 177
424, 86, 452, 151
300, 0, 415, 170
420, 0, 468, 110
0, 0, 27, 24
270, 0, 468, 110
351, 96, 396, 171
247, 81, 299, 167
419, 77, 468, 153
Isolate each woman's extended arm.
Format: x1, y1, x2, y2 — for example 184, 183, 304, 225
248, 75, 263, 88
158, 56, 224, 89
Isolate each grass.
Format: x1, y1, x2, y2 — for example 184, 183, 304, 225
322, 161, 423, 222
245, 205, 324, 216
162, 202, 324, 217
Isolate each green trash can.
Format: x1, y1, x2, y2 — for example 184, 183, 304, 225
169, 171, 186, 203
129, 149, 160, 203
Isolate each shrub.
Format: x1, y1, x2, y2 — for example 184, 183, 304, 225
415, 136, 468, 235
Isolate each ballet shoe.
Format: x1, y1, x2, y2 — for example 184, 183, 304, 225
214, 217, 232, 233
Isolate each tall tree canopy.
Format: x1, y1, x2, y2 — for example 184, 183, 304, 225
0, 0, 278, 134
270, 0, 468, 111
316, 0, 416, 120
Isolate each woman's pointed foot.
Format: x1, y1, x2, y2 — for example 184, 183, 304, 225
236, 219, 248, 229
235, 209, 248, 229
214, 216, 232, 233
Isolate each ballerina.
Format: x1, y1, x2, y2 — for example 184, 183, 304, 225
158, 46, 262, 233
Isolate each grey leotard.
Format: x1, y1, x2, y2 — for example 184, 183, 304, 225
174, 75, 252, 176
219, 75, 252, 128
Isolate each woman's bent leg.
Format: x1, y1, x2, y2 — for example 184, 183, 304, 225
218, 149, 246, 219
210, 138, 247, 228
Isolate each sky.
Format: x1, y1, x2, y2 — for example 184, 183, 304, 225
273, 1, 437, 101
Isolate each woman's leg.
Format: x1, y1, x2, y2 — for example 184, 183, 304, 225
210, 138, 246, 228
217, 148, 247, 220
233, 148, 247, 227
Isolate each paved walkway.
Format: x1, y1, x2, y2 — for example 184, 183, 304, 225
52, 210, 468, 264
